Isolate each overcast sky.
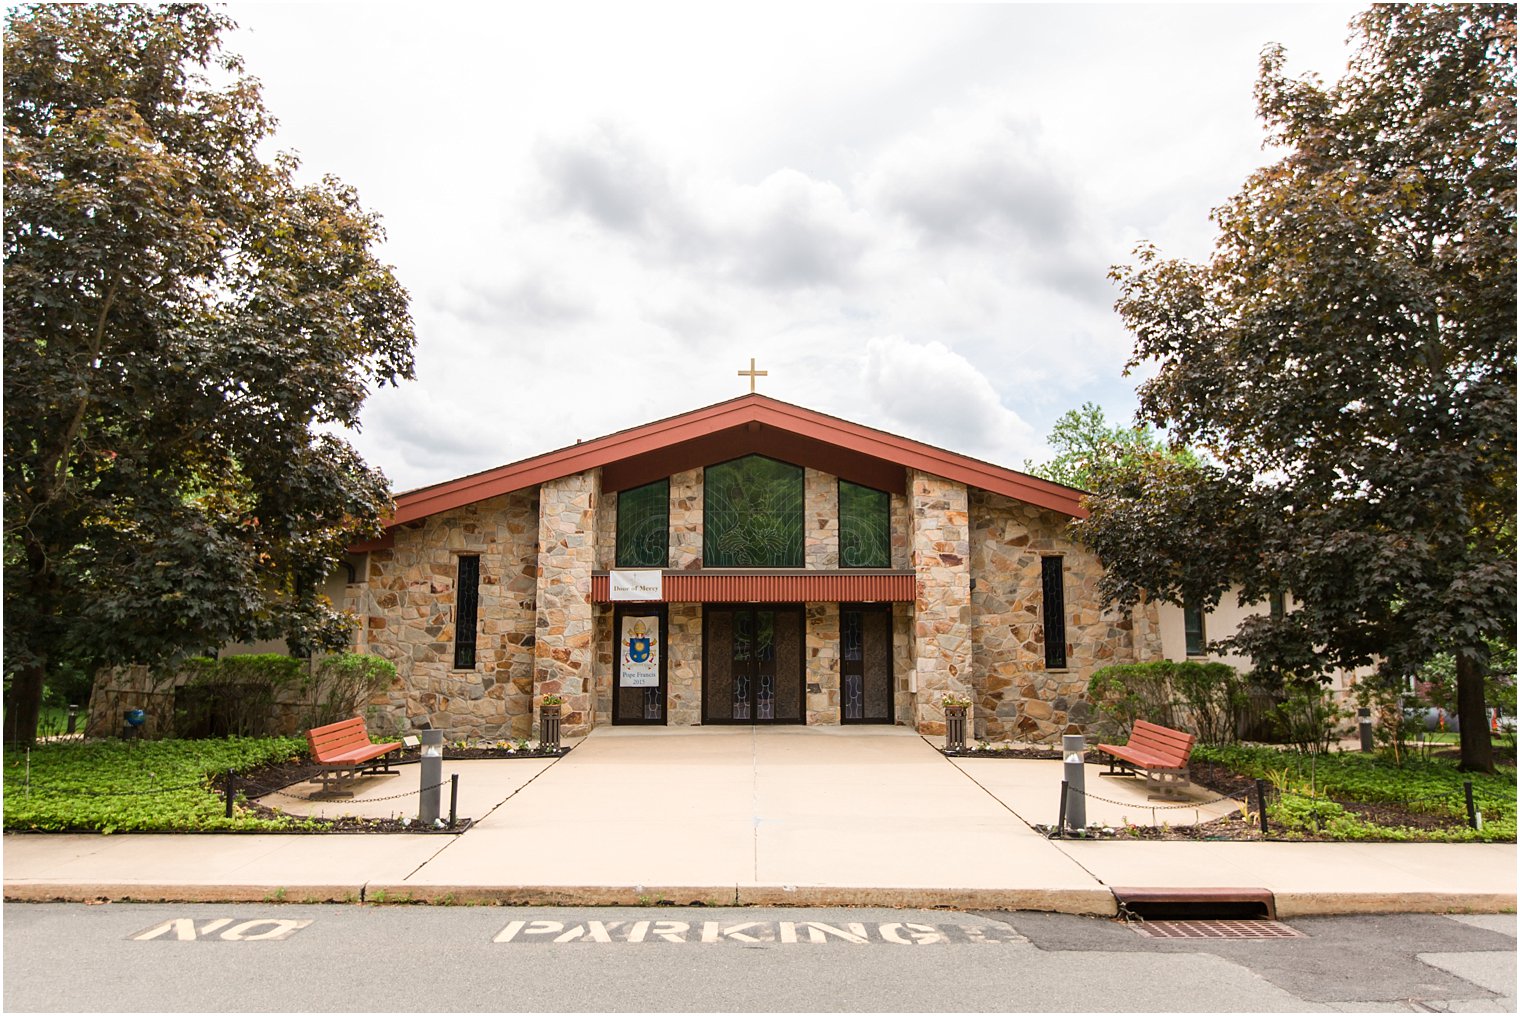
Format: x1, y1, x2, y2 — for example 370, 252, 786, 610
228, 3, 1361, 493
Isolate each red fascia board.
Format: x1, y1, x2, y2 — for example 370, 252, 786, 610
383, 394, 1086, 528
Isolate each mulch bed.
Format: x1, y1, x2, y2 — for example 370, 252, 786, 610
960, 748, 1482, 841
234, 744, 571, 834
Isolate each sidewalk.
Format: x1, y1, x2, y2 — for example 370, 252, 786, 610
4, 727, 1514, 916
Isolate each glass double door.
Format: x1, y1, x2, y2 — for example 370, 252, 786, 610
702, 605, 804, 724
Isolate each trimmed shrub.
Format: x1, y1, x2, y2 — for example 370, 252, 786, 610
1087, 660, 1249, 745
304, 653, 397, 729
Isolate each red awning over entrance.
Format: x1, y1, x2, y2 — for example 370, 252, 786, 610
591, 570, 915, 604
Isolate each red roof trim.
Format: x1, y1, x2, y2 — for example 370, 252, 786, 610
385, 394, 1086, 526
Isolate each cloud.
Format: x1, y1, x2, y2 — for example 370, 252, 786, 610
860, 104, 1110, 301
861, 334, 1040, 466
533, 128, 874, 292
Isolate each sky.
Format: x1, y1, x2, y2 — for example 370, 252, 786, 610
226, 3, 1362, 493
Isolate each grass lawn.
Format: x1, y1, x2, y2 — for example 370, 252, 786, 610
3, 735, 317, 833
1194, 743, 1517, 843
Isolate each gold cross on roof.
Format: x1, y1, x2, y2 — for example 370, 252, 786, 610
738, 357, 768, 393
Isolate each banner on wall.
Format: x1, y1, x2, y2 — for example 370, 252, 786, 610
610, 569, 662, 601
619, 615, 660, 687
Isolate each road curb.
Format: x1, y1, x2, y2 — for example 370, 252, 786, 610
5, 882, 1514, 916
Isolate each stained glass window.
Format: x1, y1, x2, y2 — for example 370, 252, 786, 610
839, 480, 890, 568
703, 456, 803, 568
616, 479, 669, 568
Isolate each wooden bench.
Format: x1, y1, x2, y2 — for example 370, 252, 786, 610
1096, 720, 1197, 800
306, 717, 402, 796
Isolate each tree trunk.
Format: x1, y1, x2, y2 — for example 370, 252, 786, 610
3, 661, 45, 745
1455, 648, 1495, 774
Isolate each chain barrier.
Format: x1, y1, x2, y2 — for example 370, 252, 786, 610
1063, 782, 1245, 810
246, 779, 449, 804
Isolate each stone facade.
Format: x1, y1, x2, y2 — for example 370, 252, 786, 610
667, 603, 704, 726
967, 489, 1158, 743
804, 468, 838, 569
363, 490, 539, 738
669, 468, 702, 570
533, 470, 599, 737
805, 602, 841, 725
908, 470, 973, 734
92, 424, 1176, 743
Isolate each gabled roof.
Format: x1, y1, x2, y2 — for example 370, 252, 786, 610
381, 394, 1087, 528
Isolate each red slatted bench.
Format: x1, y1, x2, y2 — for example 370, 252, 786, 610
306, 717, 402, 796
1097, 720, 1197, 800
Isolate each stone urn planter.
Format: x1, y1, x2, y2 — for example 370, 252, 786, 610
539, 697, 562, 752
942, 696, 970, 752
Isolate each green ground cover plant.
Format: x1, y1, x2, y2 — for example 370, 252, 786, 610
1194, 743, 1516, 843
3, 735, 317, 833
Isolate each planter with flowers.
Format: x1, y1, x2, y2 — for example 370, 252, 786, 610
539, 695, 563, 752
942, 694, 971, 752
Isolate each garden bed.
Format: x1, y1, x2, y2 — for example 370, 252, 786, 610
1032, 744, 1515, 842
4, 736, 570, 834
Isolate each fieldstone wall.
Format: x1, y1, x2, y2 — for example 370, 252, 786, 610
595, 489, 618, 571
534, 470, 599, 737
890, 489, 911, 569
968, 489, 1161, 743
668, 603, 703, 725
592, 603, 614, 724
908, 470, 973, 734
805, 469, 839, 569
893, 603, 914, 725
363, 490, 538, 738
805, 602, 841, 724
670, 468, 702, 570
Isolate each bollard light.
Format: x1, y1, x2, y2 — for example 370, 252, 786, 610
66, 704, 78, 735
1062, 734, 1087, 832
418, 729, 444, 825
1357, 707, 1373, 752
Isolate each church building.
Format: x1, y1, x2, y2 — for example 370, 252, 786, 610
342, 393, 1164, 742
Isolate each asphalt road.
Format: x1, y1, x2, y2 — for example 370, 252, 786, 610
3, 903, 1514, 1012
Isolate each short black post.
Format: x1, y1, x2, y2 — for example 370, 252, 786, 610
1056, 779, 1069, 838
66, 704, 78, 735
1254, 778, 1269, 837
225, 771, 236, 819
1464, 780, 1478, 829
1357, 707, 1373, 752
449, 774, 459, 828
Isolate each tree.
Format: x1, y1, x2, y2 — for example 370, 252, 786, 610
1082, 5, 1515, 772
1024, 401, 1199, 491
4, 5, 416, 743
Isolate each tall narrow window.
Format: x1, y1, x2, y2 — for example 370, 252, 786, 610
1183, 600, 1206, 656
839, 480, 891, 568
1041, 556, 1067, 669
1269, 590, 1286, 619
454, 555, 480, 669
616, 478, 669, 568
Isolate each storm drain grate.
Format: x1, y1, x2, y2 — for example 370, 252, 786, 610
1128, 919, 1305, 940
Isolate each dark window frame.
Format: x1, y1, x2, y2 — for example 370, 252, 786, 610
453, 554, 481, 670
1041, 555, 1067, 670
1183, 601, 1206, 656
614, 477, 670, 569
837, 479, 892, 569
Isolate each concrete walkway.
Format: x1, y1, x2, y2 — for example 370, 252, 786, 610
4, 727, 1514, 915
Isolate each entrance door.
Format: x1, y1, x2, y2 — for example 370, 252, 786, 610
702, 605, 805, 724
840, 604, 893, 723
613, 605, 667, 725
